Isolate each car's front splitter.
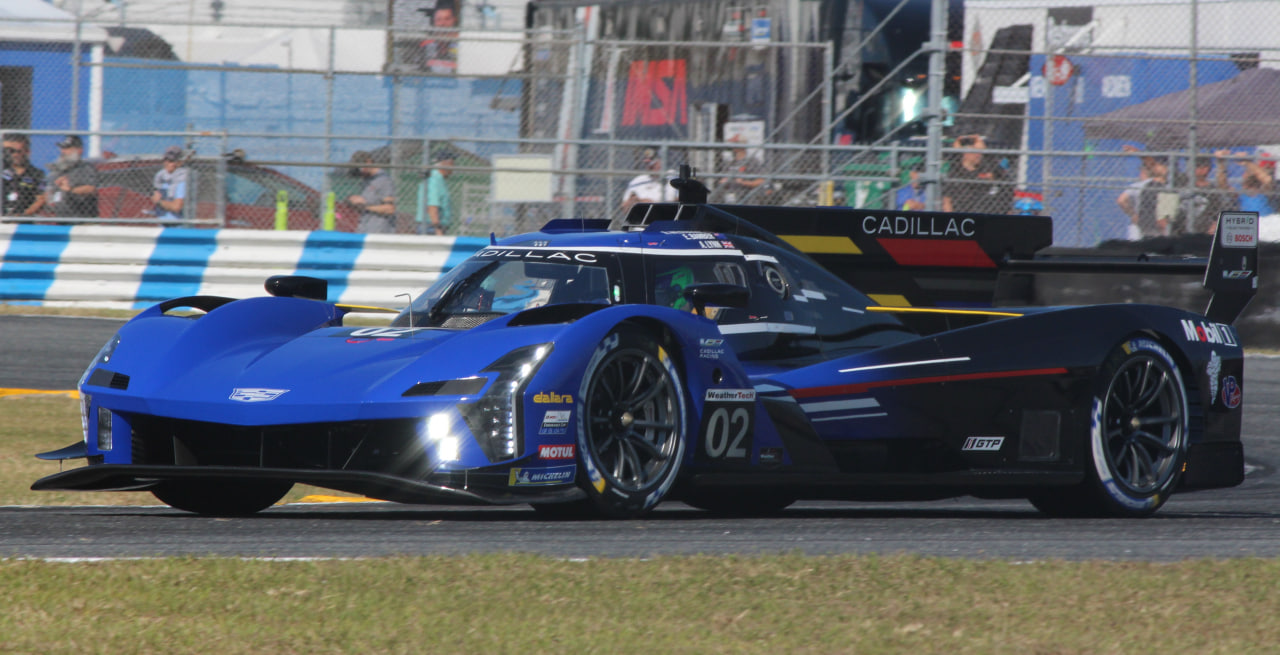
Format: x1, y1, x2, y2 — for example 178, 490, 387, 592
31, 464, 586, 506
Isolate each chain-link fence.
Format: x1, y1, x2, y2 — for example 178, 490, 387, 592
953, 1, 1280, 246
4, 2, 1280, 246
0, 8, 834, 235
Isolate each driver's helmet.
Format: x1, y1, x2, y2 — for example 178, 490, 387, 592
656, 265, 696, 310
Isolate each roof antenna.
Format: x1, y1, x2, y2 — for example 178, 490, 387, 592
397, 293, 413, 328
670, 164, 708, 204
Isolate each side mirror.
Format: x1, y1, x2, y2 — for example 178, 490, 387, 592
681, 283, 749, 317
265, 275, 328, 301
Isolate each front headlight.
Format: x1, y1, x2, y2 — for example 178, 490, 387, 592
78, 333, 121, 388
461, 343, 553, 462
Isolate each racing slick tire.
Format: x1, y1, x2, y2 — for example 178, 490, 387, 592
575, 325, 687, 519
1030, 337, 1188, 518
152, 479, 294, 516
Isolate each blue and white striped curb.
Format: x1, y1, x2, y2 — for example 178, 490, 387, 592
0, 225, 487, 309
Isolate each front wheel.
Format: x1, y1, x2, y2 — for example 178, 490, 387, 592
575, 326, 687, 519
152, 479, 293, 516
1031, 337, 1188, 518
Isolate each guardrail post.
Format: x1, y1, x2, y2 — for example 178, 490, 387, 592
323, 192, 336, 231
275, 190, 288, 230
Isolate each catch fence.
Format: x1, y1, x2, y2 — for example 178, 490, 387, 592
3, 2, 1280, 246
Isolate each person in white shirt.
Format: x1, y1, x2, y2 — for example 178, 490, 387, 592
620, 147, 676, 215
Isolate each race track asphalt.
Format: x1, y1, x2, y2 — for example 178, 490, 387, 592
3, 313, 1278, 560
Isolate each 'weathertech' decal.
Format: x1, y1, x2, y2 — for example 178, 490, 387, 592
791, 368, 1069, 399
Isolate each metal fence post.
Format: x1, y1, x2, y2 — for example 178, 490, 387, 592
321, 26, 336, 227
924, 0, 947, 212
216, 132, 228, 228
70, 15, 83, 131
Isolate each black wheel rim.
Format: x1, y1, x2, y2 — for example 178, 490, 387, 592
584, 346, 681, 493
1102, 354, 1184, 495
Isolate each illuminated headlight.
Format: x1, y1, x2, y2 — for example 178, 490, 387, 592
425, 412, 460, 462
461, 343, 553, 462
436, 436, 460, 463
96, 406, 113, 451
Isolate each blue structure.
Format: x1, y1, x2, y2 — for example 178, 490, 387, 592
1026, 54, 1243, 246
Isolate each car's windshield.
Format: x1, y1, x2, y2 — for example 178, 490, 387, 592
391, 258, 612, 327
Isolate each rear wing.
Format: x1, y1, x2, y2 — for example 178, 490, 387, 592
996, 211, 1258, 324
622, 170, 1257, 325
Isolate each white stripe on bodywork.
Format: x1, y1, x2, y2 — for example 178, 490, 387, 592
800, 398, 881, 413
812, 412, 888, 422
718, 323, 817, 335
838, 356, 970, 374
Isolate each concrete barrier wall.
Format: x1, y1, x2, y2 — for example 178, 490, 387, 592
2, 226, 1275, 347
0, 225, 489, 310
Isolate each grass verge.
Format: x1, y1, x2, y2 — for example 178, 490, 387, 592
3, 554, 1280, 654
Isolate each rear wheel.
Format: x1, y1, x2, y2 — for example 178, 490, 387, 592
1031, 337, 1188, 518
575, 326, 687, 518
152, 479, 293, 516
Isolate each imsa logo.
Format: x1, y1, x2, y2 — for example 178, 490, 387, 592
962, 436, 1004, 452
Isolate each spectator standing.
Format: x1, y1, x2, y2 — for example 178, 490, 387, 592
422, 154, 453, 235
151, 146, 189, 221
422, 2, 459, 73
347, 151, 397, 234
46, 135, 99, 219
2, 133, 46, 217
621, 147, 675, 214
1216, 149, 1276, 217
943, 134, 1011, 214
1117, 150, 1172, 239
717, 137, 766, 203
1175, 155, 1233, 235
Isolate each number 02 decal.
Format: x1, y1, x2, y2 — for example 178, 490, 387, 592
705, 407, 751, 458
699, 389, 756, 463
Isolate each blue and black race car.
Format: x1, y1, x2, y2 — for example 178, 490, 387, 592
34, 171, 1259, 519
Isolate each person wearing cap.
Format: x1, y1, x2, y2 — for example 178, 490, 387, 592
621, 147, 675, 215
347, 150, 398, 234
421, 154, 452, 235
943, 134, 1011, 214
47, 135, 99, 219
151, 146, 189, 221
892, 161, 950, 212
2, 133, 47, 217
